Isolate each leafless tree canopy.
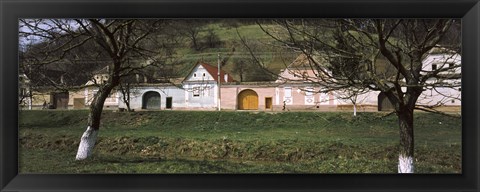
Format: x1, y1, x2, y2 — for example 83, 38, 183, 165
252, 18, 460, 173
257, 19, 460, 108
19, 19, 179, 90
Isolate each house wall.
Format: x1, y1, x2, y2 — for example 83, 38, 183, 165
67, 90, 87, 109
276, 84, 337, 111
27, 91, 51, 109
421, 53, 461, 75
117, 85, 186, 110
220, 84, 339, 111
220, 85, 277, 111
84, 87, 119, 109
418, 87, 461, 106
183, 82, 218, 110
334, 91, 381, 112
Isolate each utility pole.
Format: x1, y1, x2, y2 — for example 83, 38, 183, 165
217, 53, 221, 111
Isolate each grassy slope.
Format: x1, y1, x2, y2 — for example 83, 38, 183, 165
170, 23, 295, 80
19, 110, 461, 173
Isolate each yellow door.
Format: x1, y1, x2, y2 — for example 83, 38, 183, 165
238, 90, 258, 110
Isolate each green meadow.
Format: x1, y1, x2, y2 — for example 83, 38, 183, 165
19, 110, 461, 173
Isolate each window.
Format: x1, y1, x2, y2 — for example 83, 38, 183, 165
432, 64, 437, 70
203, 73, 206, 77
193, 88, 200, 97
451, 100, 455, 103
284, 87, 292, 97
321, 94, 327, 102
194, 73, 197, 77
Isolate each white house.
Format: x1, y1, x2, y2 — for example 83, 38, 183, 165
182, 62, 235, 109
116, 62, 235, 110
117, 84, 186, 110
417, 47, 461, 107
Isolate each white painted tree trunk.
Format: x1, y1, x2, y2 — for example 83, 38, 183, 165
353, 104, 357, 116
398, 154, 414, 173
75, 126, 98, 160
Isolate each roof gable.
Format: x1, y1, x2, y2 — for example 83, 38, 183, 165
184, 62, 235, 83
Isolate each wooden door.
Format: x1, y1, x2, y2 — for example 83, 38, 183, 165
238, 90, 258, 110
265, 97, 272, 110
51, 92, 69, 109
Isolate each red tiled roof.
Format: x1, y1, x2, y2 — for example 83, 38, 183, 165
198, 63, 235, 83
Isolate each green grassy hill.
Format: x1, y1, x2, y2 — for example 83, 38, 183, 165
165, 22, 297, 81
19, 110, 461, 173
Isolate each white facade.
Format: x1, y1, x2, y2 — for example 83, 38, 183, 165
117, 85, 186, 110
182, 64, 219, 109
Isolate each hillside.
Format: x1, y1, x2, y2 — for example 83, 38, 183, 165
165, 22, 298, 82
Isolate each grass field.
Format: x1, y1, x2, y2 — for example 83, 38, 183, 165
18, 110, 462, 174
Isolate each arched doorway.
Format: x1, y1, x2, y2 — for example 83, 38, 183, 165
378, 92, 394, 111
238, 89, 258, 110
142, 91, 161, 109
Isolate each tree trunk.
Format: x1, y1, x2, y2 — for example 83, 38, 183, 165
353, 103, 357, 116
75, 126, 98, 160
75, 85, 115, 160
125, 84, 132, 112
120, 83, 133, 112
397, 109, 415, 173
191, 35, 200, 51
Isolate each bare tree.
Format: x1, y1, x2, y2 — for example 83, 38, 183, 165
19, 19, 177, 160
234, 28, 281, 82
175, 20, 206, 51
118, 73, 139, 112
204, 28, 223, 49
253, 19, 461, 173
335, 87, 370, 116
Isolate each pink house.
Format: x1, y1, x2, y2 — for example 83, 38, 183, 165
219, 54, 337, 111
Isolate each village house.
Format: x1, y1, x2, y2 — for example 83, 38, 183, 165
21, 49, 461, 112
416, 48, 462, 109
19, 67, 86, 110
116, 62, 235, 110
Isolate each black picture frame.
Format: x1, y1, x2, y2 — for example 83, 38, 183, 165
1, 0, 479, 191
